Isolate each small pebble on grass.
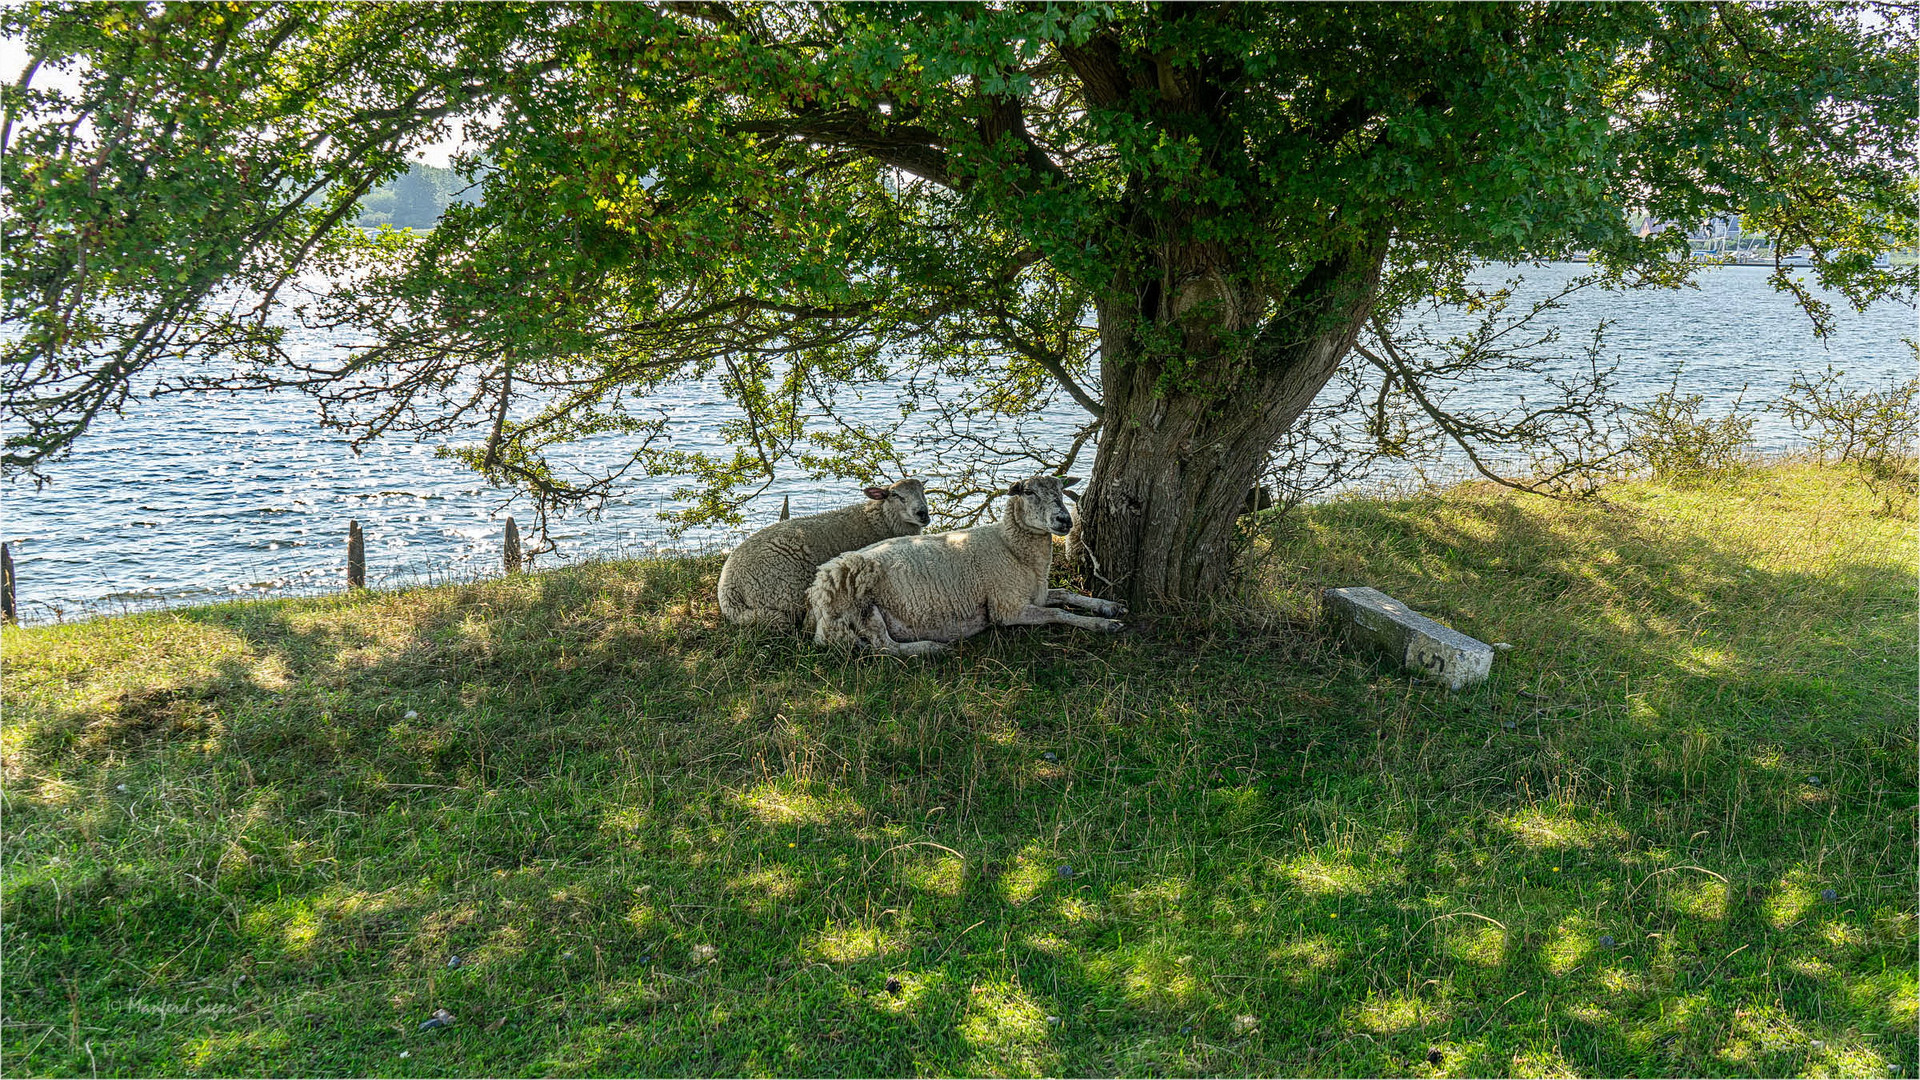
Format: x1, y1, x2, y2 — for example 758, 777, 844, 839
1600, 935, 1616, 948
1058, 864, 1073, 879
885, 976, 901, 996
1043, 751, 1058, 762
1821, 888, 1838, 901
418, 1008, 455, 1032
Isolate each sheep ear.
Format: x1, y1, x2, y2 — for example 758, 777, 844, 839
1060, 476, 1081, 488
1062, 489, 1081, 503
864, 487, 888, 500
1007, 482, 1026, 496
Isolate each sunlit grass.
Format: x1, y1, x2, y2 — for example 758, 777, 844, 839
3, 461, 1913, 1077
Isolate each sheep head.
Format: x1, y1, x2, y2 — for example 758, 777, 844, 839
865, 478, 931, 532
1006, 475, 1078, 536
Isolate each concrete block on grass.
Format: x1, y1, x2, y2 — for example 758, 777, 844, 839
1322, 586, 1494, 690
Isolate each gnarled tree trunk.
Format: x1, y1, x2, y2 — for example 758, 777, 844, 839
1071, 245, 1385, 609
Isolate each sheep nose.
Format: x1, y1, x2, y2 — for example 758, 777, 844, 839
1053, 515, 1073, 532
916, 511, 930, 524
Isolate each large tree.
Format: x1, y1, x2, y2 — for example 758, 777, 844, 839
5, 1, 1913, 607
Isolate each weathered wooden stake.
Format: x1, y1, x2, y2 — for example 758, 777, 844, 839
504, 516, 522, 574
2, 542, 15, 623
347, 519, 365, 589
779, 495, 791, 521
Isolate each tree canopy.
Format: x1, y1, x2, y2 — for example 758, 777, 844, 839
4, 1, 1913, 606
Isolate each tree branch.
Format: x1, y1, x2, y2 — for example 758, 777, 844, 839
997, 319, 1103, 418
1354, 312, 1627, 497
1055, 34, 1138, 109
728, 112, 956, 188
976, 87, 1071, 191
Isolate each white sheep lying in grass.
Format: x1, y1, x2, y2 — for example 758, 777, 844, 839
806, 474, 1125, 656
718, 479, 931, 628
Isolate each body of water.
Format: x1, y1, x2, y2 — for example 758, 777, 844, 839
4, 262, 1911, 622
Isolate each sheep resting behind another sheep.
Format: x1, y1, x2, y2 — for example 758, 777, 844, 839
718, 478, 930, 629
806, 474, 1124, 656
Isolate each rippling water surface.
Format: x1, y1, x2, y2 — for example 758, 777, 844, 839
5, 263, 1912, 621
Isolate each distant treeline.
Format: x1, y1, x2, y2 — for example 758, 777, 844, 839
354, 163, 480, 230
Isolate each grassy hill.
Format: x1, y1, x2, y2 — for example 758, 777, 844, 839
4, 462, 1913, 1077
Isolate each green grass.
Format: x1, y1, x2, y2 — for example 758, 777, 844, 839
4, 461, 1914, 1078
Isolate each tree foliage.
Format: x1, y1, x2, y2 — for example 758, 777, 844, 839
4, 1, 1913, 604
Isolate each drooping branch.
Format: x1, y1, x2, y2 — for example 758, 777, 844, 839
1014, 336, 1103, 419
2, 6, 571, 478
729, 112, 956, 188
1352, 290, 1633, 497
1354, 333, 1546, 495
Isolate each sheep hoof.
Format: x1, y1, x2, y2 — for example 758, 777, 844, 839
1100, 620, 1126, 633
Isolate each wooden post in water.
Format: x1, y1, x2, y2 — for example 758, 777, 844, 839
347, 520, 365, 589
779, 495, 790, 521
1, 542, 14, 623
504, 516, 522, 574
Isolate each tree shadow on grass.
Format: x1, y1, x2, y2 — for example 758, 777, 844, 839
6, 484, 1915, 1078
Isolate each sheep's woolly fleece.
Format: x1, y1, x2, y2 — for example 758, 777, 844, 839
807, 475, 1124, 656
717, 478, 929, 628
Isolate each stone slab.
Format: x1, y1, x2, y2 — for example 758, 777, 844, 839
1322, 586, 1494, 690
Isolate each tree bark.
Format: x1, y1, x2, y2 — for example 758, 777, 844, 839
1070, 245, 1386, 608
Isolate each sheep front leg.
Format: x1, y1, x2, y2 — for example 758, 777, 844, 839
1000, 603, 1125, 634
1045, 589, 1128, 619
